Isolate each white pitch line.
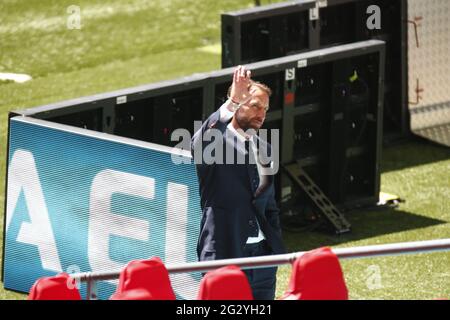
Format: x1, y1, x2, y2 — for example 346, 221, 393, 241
0, 72, 32, 83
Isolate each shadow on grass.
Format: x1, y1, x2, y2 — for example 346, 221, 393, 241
282, 207, 447, 252
381, 137, 450, 173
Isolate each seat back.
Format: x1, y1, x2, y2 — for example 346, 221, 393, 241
281, 247, 348, 300
28, 273, 82, 300
111, 257, 176, 300
197, 265, 253, 300
110, 288, 154, 300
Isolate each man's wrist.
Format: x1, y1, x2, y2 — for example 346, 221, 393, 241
228, 98, 241, 111
220, 100, 236, 122
230, 97, 241, 105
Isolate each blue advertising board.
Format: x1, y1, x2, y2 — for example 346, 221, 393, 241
3, 116, 202, 299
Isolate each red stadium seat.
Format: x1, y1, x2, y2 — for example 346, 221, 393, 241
28, 273, 82, 300
197, 265, 253, 300
281, 247, 348, 300
110, 288, 154, 300
110, 257, 176, 300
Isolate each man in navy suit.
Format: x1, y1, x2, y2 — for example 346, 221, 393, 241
191, 65, 286, 299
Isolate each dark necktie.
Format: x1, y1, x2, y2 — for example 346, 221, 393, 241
245, 139, 260, 191
245, 138, 260, 237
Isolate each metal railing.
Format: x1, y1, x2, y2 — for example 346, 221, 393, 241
71, 238, 450, 300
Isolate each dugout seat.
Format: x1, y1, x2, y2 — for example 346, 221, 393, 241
28, 273, 82, 300
197, 265, 253, 300
281, 247, 348, 300
110, 256, 176, 300
109, 288, 154, 300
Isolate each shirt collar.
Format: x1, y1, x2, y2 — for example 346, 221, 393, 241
226, 122, 256, 145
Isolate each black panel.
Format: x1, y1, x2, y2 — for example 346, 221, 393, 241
222, 0, 407, 141
342, 153, 376, 201
214, 82, 231, 110
114, 89, 203, 147
327, 53, 380, 204
358, 0, 404, 136
241, 18, 271, 63
114, 98, 155, 142
240, 11, 309, 64
153, 89, 203, 147
295, 63, 332, 107
48, 108, 103, 132
293, 112, 327, 160
320, 3, 357, 46
281, 11, 309, 55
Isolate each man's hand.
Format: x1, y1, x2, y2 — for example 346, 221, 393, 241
230, 65, 252, 105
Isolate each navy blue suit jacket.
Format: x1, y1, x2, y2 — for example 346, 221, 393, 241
191, 109, 286, 261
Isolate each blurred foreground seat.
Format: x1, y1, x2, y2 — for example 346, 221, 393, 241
281, 247, 348, 300
28, 273, 81, 300
197, 265, 253, 300
110, 257, 176, 300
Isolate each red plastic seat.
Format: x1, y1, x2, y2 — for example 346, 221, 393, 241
281, 247, 348, 300
110, 257, 176, 300
110, 288, 154, 300
28, 273, 82, 300
197, 265, 253, 300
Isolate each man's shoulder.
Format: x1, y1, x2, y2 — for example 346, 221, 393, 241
206, 109, 230, 131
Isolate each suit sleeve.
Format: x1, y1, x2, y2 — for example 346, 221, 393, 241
265, 184, 282, 235
191, 100, 235, 159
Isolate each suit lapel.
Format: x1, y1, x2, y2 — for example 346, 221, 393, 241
249, 136, 273, 199
223, 125, 273, 199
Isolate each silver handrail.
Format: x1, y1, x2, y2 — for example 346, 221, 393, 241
70, 238, 450, 300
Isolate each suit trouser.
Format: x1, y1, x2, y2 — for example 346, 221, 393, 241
242, 240, 277, 300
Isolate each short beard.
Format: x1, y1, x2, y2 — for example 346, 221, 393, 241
235, 115, 259, 132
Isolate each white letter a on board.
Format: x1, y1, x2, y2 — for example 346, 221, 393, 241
6, 149, 62, 272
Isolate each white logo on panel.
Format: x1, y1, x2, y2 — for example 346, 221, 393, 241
6, 150, 62, 272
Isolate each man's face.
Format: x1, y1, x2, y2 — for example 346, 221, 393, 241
234, 87, 269, 131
